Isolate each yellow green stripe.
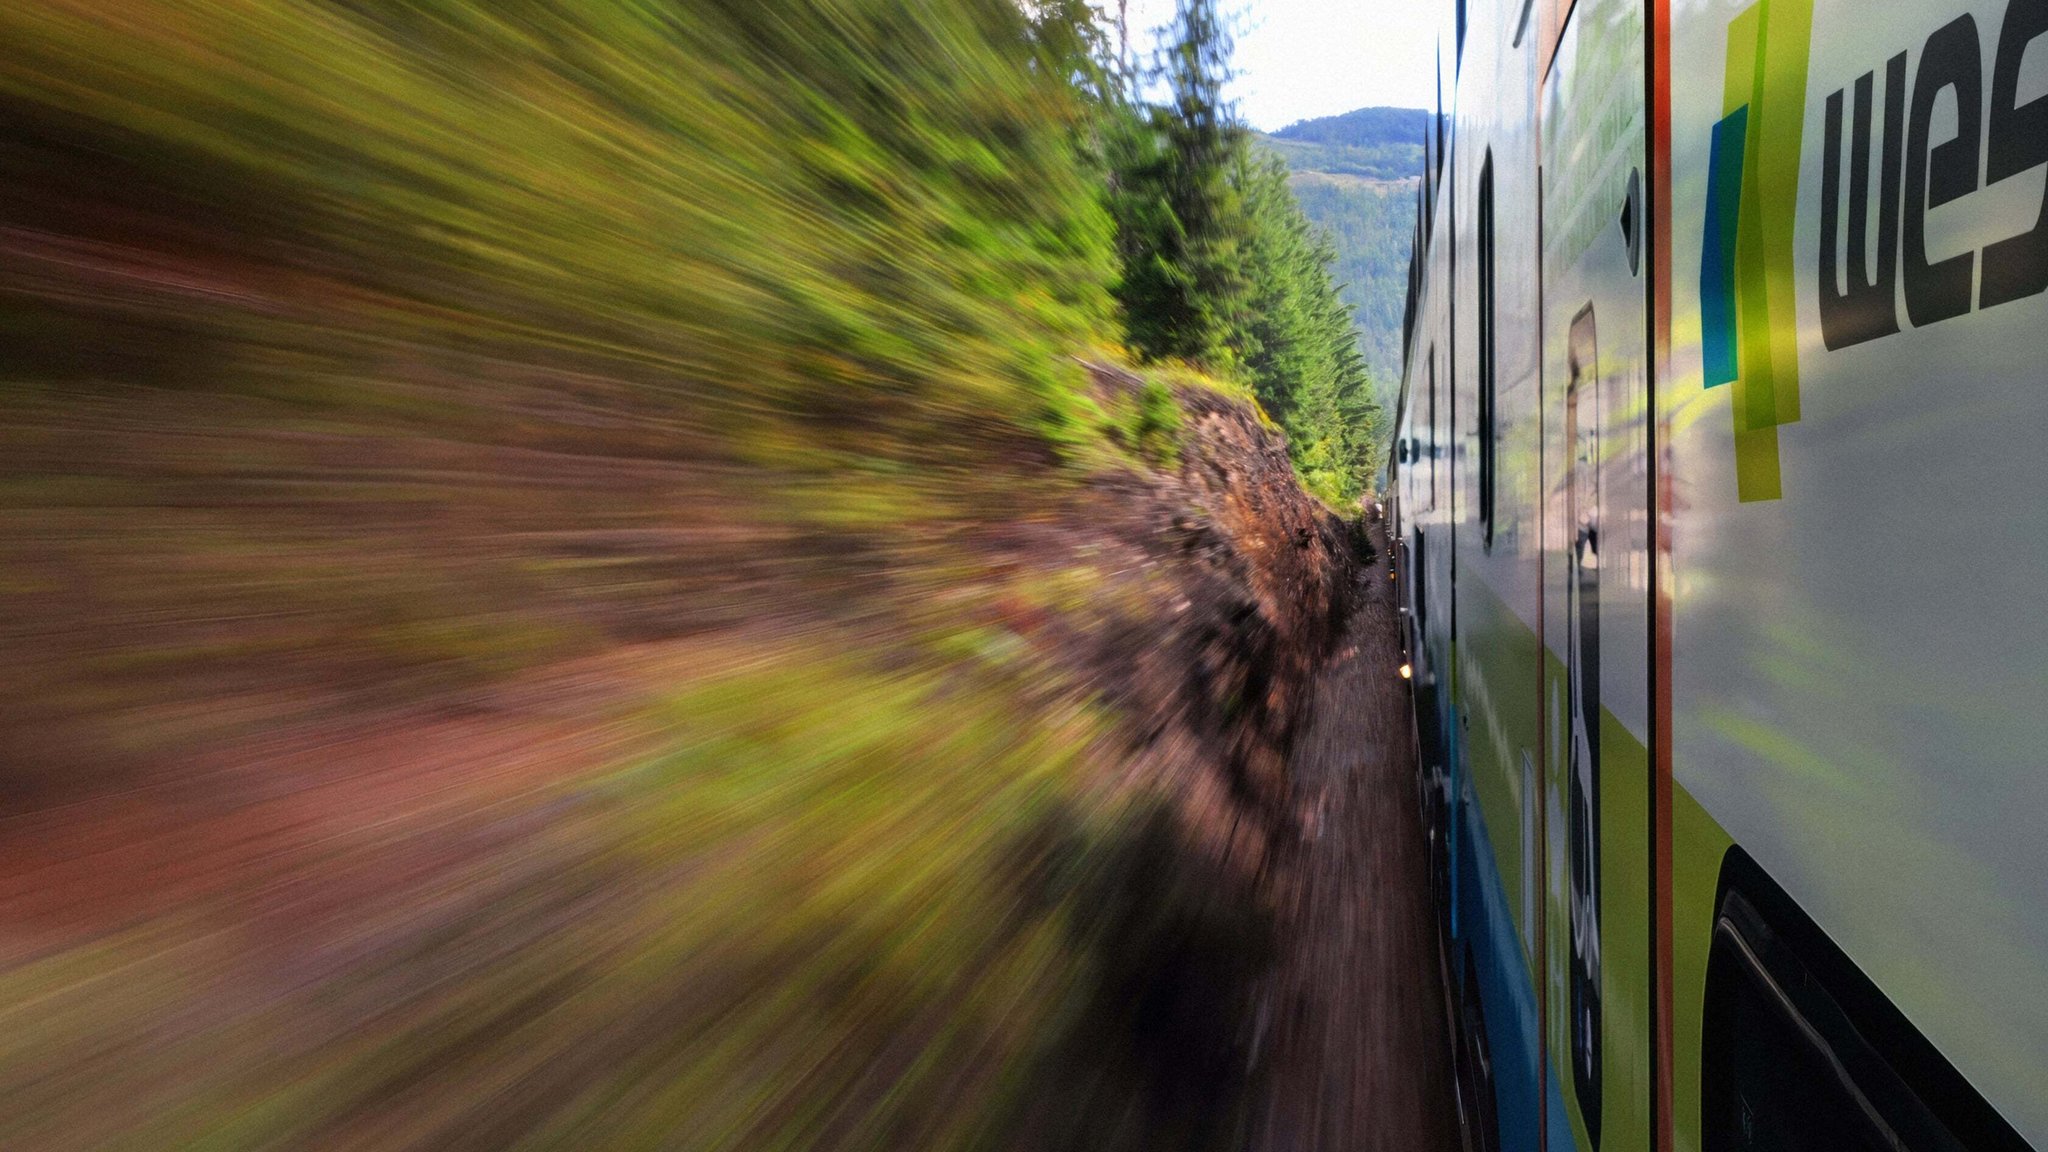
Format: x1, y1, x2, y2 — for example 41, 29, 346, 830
1717, 0, 1812, 502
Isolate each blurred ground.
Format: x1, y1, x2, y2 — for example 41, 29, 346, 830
1250, 517, 1461, 1152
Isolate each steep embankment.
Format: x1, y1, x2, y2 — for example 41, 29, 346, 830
978, 363, 1372, 1150
0, 345, 1430, 1149
1028, 373, 1461, 1152
1071, 364, 1361, 835
0, 3, 1451, 1147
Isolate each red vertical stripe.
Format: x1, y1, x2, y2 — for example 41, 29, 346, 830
1648, 1, 1677, 1151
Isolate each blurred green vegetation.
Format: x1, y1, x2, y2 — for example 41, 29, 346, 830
0, 1, 1361, 1147
0, 0, 1117, 472
0, 635, 1148, 1150
0, 0, 1151, 760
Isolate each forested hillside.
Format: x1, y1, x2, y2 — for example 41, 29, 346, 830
1262, 106, 1425, 180
1275, 106, 1428, 148
1253, 106, 1427, 407
1093, 2, 1384, 506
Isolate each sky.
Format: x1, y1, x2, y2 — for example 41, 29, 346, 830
1118, 0, 1438, 131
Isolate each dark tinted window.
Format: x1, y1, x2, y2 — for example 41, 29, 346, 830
1564, 304, 1602, 1142
1428, 347, 1439, 510
1706, 942, 1894, 1152
1478, 154, 1497, 549
1412, 529, 1427, 641
1703, 850, 2031, 1152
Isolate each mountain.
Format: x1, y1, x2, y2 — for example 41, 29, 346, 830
1252, 106, 1427, 404
1264, 106, 1428, 179
1272, 106, 1430, 148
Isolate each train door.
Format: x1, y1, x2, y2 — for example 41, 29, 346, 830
1563, 302, 1603, 1137
1540, 1, 1654, 1150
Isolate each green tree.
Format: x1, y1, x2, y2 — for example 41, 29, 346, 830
1107, 0, 1250, 368
1234, 156, 1383, 503
1090, 0, 1385, 502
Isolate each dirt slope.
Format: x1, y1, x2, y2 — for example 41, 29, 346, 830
1009, 374, 1460, 1151
0, 355, 1456, 1149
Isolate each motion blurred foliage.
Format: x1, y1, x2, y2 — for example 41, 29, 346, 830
0, 1, 1343, 1148
1, 0, 1115, 471
0, 0, 1145, 749
0, 2, 1158, 1147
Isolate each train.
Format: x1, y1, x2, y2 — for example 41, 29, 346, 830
1386, 0, 2048, 1148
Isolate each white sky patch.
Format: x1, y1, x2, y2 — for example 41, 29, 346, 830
1118, 0, 1437, 130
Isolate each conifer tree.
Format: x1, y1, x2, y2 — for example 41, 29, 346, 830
1090, 0, 1386, 503
1109, 0, 1249, 367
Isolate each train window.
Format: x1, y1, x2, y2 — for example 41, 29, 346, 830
1435, 62, 1446, 194
1428, 347, 1439, 510
1413, 529, 1428, 645
1478, 153, 1497, 550
1564, 304, 1602, 1143
1702, 849, 2030, 1152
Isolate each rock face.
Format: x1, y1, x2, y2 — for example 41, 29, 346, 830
985, 363, 1400, 1152
1075, 361, 1366, 846
1024, 374, 1458, 1152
